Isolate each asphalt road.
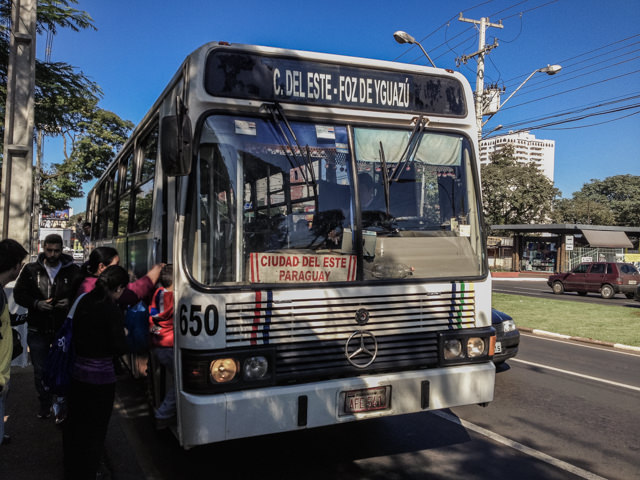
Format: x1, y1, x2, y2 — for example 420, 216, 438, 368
453, 334, 640, 480
3, 307, 638, 479
493, 278, 640, 307
112, 333, 639, 479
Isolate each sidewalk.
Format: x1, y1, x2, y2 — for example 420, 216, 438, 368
0, 365, 145, 480
491, 271, 550, 280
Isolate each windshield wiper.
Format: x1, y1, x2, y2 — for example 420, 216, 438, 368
262, 103, 317, 190
378, 141, 391, 217
389, 115, 427, 182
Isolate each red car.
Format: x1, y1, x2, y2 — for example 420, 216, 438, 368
547, 262, 640, 299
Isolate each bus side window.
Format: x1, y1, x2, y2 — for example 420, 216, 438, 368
118, 195, 131, 236
132, 123, 158, 233
132, 180, 154, 232
118, 150, 135, 236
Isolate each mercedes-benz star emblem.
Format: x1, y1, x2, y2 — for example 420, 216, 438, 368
355, 308, 370, 326
345, 330, 378, 368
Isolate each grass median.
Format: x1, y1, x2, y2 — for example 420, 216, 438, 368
492, 293, 640, 347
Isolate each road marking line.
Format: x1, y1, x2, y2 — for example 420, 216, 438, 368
432, 410, 608, 480
511, 358, 640, 392
521, 332, 640, 357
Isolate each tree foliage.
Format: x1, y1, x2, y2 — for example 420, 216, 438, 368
1, 0, 133, 213
0, 0, 99, 136
552, 175, 640, 227
40, 105, 133, 211
481, 144, 560, 226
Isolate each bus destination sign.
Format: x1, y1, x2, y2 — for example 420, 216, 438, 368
205, 50, 466, 116
249, 252, 357, 283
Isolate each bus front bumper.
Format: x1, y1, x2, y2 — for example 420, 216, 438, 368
178, 362, 495, 448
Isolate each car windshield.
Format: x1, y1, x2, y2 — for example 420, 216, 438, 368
184, 115, 485, 286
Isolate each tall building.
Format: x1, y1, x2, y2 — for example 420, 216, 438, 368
479, 131, 555, 182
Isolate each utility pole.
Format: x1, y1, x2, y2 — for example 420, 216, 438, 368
0, 0, 37, 251
33, 130, 43, 254
456, 13, 503, 141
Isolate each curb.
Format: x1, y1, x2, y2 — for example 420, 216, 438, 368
492, 277, 548, 281
519, 327, 640, 353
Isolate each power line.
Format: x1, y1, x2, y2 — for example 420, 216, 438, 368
540, 110, 640, 131
497, 34, 640, 90
494, 102, 640, 133
505, 92, 640, 126
500, 39, 640, 91
497, 69, 640, 112
497, 54, 640, 108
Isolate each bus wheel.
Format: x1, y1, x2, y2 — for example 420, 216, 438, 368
600, 284, 615, 299
552, 281, 564, 294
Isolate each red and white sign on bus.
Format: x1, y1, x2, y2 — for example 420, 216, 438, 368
250, 252, 357, 283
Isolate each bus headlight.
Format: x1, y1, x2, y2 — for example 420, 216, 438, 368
182, 348, 276, 394
210, 358, 239, 383
243, 356, 269, 380
438, 327, 495, 365
467, 337, 486, 358
443, 339, 463, 360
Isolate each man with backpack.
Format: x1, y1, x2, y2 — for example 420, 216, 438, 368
13, 234, 80, 422
0, 239, 29, 445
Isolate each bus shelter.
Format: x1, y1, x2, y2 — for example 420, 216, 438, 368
489, 224, 640, 273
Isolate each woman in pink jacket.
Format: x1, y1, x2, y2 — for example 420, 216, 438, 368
75, 247, 163, 307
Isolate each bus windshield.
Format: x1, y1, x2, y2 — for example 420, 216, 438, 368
185, 115, 485, 286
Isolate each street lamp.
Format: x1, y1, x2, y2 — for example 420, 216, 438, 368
393, 30, 436, 68
482, 64, 562, 127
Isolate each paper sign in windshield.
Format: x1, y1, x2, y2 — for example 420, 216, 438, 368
250, 253, 356, 283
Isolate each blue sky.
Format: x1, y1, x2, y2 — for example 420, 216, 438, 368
40, 0, 639, 214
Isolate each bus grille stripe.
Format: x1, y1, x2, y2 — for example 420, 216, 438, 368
251, 290, 262, 345
457, 282, 465, 329
227, 287, 476, 347
263, 291, 272, 344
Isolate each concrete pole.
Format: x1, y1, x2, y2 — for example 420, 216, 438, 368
458, 15, 503, 141
0, 0, 37, 252
33, 129, 43, 254
475, 18, 487, 140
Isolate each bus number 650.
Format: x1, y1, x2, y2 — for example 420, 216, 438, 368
179, 304, 219, 336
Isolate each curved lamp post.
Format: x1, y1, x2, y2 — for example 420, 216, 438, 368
393, 30, 436, 68
482, 64, 562, 127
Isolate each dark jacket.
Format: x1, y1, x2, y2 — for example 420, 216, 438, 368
13, 253, 80, 336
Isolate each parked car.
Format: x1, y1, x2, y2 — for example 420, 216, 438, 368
491, 308, 520, 365
547, 262, 640, 299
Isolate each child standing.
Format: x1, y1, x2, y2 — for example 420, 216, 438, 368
148, 264, 175, 428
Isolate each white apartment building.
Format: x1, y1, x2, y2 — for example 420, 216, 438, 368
479, 131, 555, 182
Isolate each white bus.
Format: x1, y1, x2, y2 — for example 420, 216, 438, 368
87, 42, 495, 448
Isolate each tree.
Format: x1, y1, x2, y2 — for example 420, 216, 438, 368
481, 144, 560, 226
553, 175, 640, 227
40, 103, 133, 212
551, 196, 615, 225
1, 0, 99, 139
1, 0, 133, 213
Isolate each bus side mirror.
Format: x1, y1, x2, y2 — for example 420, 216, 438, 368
161, 114, 192, 176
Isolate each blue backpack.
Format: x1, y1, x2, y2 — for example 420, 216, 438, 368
42, 294, 85, 396
125, 301, 150, 353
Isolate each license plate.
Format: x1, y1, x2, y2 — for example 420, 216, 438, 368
495, 341, 503, 353
629, 280, 637, 285
343, 386, 390, 414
